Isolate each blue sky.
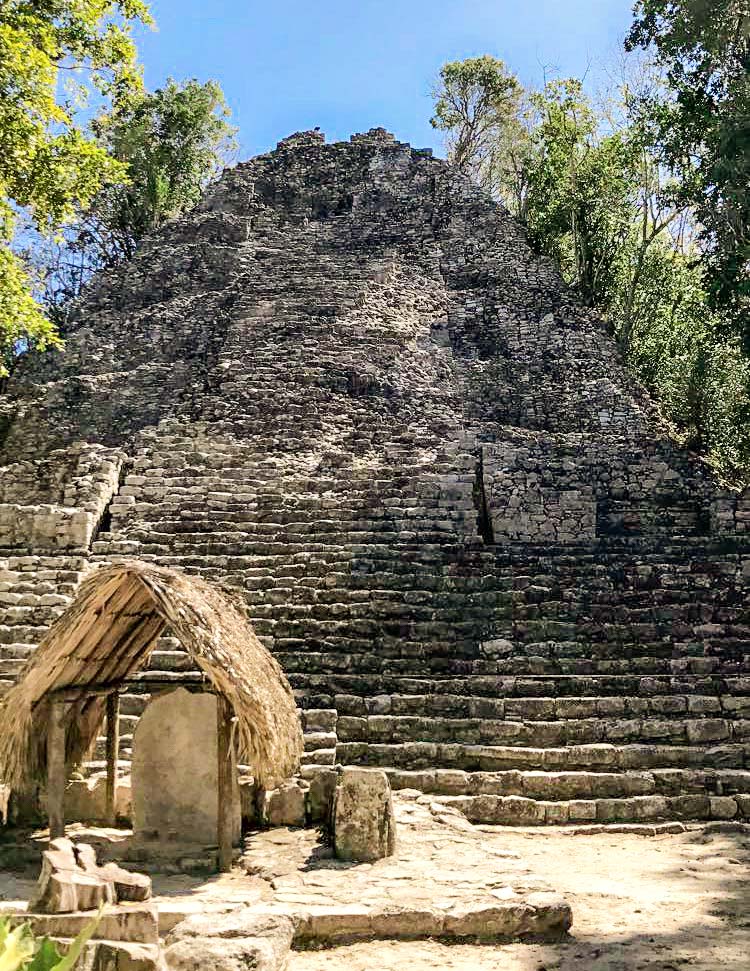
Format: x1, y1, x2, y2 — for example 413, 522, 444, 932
135, 0, 636, 160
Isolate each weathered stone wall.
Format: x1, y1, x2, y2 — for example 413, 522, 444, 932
0, 128, 748, 824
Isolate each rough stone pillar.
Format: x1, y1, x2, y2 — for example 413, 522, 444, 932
333, 767, 396, 862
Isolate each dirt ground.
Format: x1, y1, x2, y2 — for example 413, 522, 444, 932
1, 805, 748, 969
288, 823, 750, 971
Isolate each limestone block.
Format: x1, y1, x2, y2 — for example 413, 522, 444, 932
525, 891, 574, 934
686, 720, 730, 744
262, 781, 307, 827
29, 869, 111, 915
23, 905, 159, 944
333, 767, 396, 862
29, 840, 114, 914
631, 795, 669, 820
0, 504, 95, 549
443, 901, 536, 938
163, 937, 283, 971
76, 845, 151, 903
368, 905, 444, 939
453, 795, 546, 825
389, 769, 436, 792
568, 800, 597, 821
434, 769, 468, 794
301, 709, 337, 732
132, 688, 240, 846
306, 768, 337, 823
298, 905, 373, 942
544, 803, 570, 824
65, 775, 131, 825
669, 794, 711, 819
166, 909, 294, 944
164, 910, 294, 971
710, 796, 738, 819
79, 941, 162, 971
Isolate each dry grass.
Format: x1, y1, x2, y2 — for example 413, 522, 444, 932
0, 561, 303, 790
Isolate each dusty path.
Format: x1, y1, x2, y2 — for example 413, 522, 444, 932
289, 822, 750, 970
1, 804, 748, 968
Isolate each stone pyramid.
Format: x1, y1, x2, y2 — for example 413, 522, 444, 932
1, 128, 749, 825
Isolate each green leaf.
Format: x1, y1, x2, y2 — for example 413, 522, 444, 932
48, 907, 103, 971
0, 923, 35, 971
26, 937, 62, 971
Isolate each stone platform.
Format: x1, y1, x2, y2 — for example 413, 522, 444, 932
0, 796, 572, 968
168, 794, 571, 944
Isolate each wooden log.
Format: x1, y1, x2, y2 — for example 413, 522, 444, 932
47, 701, 67, 839
216, 695, 234, 873
49, 674, 210, 701
105, 692, 120, 827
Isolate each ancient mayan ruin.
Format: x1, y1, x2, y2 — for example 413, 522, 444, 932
1, 126, 750, 827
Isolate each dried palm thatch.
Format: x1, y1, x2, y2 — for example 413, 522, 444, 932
0, 561, 302, 791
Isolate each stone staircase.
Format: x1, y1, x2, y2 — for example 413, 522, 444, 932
0, 553, 89, 695
88, 455, 750, 825
1, 128, 749, 829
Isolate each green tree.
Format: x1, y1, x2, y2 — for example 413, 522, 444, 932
0, 0, 152, 374
524, 79, 640, 309
430, 55, 528, 200
430, 55, 750, 484
627, 0, 750, 346
43, 78, 237, 318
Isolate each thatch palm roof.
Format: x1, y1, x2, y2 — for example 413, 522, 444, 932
0, 561, 303, 791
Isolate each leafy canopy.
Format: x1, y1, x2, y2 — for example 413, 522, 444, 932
627, 0, 750, 343
90, 77, 236, 261
431, 56, 525, 189
0, 0, 152, 373
42, 77, 237, 319
430, 53, 750, 485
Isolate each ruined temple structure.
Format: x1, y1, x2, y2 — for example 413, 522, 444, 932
1, 128, 749, 825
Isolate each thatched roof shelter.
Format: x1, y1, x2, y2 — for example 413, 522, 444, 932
0, 561, 303, 794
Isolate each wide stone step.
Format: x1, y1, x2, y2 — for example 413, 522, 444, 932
383, 766, 750, 799
333, 692, 750, 721
278, 650, 749, 678
0, 624, 48, 645
432, 791, 750, 825
336, 739, 749, 772
0, 642, 36, 661
147, 650, 196, 673
292, 672, 750, 703
111, 531, 463, 554
336, 713, 746, 748
0, 657, 28, 676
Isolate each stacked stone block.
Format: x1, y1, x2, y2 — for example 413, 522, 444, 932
0, 128, 748, 824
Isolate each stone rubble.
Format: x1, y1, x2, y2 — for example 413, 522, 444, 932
28, 838, 151, 914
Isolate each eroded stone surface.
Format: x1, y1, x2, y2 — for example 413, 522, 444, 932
20, 905, 159, 944
0, 127, 749, 821
28, 839, 151, 914
164, 910, 294, 971
239, 794, 571, 942
333, 768, 396, 862
262, 781, 307, 828
132, 688, 240, 846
